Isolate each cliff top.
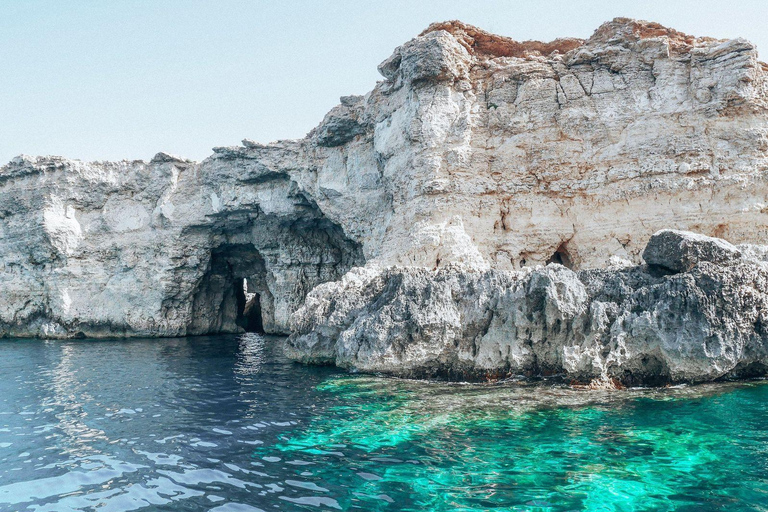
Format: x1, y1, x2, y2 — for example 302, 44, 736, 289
420, 20, 584, 59
420, 17, 724, 60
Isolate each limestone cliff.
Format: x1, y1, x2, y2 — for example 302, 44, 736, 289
2, 18, 768, 339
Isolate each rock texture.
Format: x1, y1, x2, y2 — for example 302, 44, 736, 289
295, 17, 768, 272
2, 18, 768, 339
286, 230, 768, 385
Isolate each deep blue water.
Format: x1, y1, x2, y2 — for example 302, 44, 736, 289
1, 334, 768, 511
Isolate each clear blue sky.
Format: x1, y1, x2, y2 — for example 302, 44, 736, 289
2, 0, 767, 164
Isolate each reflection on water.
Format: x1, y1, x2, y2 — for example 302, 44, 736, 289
1, 334, 768, 511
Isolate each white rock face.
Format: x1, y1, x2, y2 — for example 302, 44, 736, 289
0, 154, 363, 337
297, 18, 768, 272
286, 231, 768, 385
2, 18, 768, 339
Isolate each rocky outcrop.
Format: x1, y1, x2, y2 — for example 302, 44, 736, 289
0, 154, 363, 338
3, 18, 768, 339
285, 231, 768, 385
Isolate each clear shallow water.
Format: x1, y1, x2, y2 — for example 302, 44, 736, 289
1, 335, 768, 511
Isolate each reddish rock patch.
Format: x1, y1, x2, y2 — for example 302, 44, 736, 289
420, 20, 584, 59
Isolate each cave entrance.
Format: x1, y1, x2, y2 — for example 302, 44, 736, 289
186, 205, 365, 336
189, 243, 275, 335
235, 278, 264, 334
546, 242, 573, 269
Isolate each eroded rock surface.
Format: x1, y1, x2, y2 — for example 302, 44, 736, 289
286, 231, 768, 385
3, 18, 768, 339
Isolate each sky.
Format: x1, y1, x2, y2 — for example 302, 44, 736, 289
2, 0, 767, 165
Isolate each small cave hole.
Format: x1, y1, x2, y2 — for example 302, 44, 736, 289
235, 278, 264, 334
546, 243, 573, 269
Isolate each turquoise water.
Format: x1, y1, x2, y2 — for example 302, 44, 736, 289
1, 335, 768, 511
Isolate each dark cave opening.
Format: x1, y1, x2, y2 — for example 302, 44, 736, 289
189, 243, 274, 335
235, 278, 264, 334
546, 242, 573, 269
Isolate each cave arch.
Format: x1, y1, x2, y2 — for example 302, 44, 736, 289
184, 193, 365, 336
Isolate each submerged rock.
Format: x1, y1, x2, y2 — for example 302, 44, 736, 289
285, 232, 768, 385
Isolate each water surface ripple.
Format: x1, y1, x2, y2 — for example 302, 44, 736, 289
1, 334, 767, 511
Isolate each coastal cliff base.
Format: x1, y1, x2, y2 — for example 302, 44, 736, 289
286, 230, 768, 386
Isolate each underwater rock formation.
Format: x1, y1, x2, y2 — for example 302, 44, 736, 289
2, 18, 768, 340
286, 230, 768, 385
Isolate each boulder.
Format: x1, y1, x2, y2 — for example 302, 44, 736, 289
642, 229, 742, 273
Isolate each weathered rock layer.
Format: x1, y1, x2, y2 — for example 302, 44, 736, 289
2, 18, 768, 342
286, 231, 768, 385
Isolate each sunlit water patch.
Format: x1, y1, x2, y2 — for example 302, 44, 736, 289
1, 335, 768, 511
